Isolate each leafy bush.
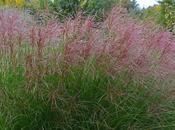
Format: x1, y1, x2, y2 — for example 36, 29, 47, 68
49, 0, 118, 20
159, 0, 175, 30
82, 0, 117, 20
49, 0, 80, 19
138, 5, 161, 22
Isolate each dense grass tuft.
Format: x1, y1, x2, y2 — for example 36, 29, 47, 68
0, 7, 175, 130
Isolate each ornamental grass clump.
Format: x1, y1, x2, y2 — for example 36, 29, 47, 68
1, 7, 175, 130
26, 21, 61, 87
60, 7, 175, 78
0, 9, 27, 71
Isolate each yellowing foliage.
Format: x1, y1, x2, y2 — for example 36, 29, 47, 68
154, 5, 161, 12
15, 0, 25, 6
4, 0, 25, 7
5, 0, 14, 5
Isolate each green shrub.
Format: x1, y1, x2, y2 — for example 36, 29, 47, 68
49, 0, 118, 20
159, 0, 175, 31
82, 0, 117, 21
49, 0, 81, 20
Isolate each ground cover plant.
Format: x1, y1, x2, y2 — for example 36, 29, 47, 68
1, 5, 175, 130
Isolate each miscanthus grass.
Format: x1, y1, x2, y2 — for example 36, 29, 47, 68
0, 7, 175, 130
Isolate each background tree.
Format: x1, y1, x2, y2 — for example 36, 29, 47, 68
138, 5, 161, 22
159, 0, 175, 30
119, 0, 139, 12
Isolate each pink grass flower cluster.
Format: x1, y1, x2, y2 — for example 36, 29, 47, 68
1, 7, 175, 78
0, 9, 26, 47
62, 7, 175, 77
28, 21, 62, 48
58, 15, 95, 63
